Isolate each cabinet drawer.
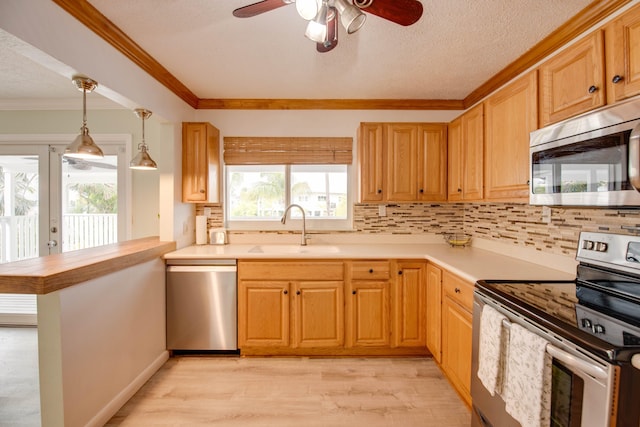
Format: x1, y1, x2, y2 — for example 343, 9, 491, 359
443, 272, 474, 312
350, 261, 390, 280
239, 261, 344, 281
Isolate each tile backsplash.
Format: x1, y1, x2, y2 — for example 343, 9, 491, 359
197, 202, 640, 257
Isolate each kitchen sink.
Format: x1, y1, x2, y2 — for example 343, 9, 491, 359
247, 244, 341, 254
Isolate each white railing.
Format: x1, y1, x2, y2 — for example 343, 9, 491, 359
0, 214, 117, 263
62, 214, 117, 252
0, 215, 39, 263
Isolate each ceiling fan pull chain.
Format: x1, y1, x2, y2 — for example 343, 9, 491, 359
354, 0, 373, 9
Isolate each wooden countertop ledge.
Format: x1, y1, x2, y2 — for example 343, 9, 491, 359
0, 237, 176, 295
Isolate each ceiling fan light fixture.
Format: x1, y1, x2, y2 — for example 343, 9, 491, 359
64, 76, 104, 159
335, 0, 366, 34
130, 108, 157, 170
304, 0, 329, 43
296, 0, 320, 20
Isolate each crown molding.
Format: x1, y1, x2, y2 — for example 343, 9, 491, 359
52, 0, 632, 111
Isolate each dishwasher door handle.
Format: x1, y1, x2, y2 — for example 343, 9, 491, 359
167, 265, 237, 273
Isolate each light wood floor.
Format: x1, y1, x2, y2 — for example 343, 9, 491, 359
107, 356, 471, 426
0, 326, 40, 427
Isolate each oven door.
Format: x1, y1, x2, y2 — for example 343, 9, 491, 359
471, 293, 618, 427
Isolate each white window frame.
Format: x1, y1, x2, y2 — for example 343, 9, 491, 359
225, 164, 353, 231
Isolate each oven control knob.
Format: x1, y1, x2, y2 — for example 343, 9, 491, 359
593, 324, 606, 334
581, 318, 593, 329
584, 240, 595, 250
596, 242, 608, 252
632, 354, 640, 370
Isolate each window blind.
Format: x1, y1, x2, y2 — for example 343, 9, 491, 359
223, 137, 353, 165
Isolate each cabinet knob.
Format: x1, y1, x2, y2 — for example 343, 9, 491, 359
377, 189, 382, 194
454, 287, 461, 293
296, 290, 301, 295
419, 189, 424, 193
199, 189, 205, 193
398, 270, 403, 275
612, 75, 624, 84
457, 188, 462, 193
369, 268, 374, 273
283, 290, 288, 295
588, 85, 598, 94
352, 290, 357, 295
526, 179, 530, 185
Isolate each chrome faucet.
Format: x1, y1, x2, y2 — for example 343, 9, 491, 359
281, 204, 308, 246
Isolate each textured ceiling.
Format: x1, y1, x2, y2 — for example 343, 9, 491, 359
86, 0, 594, 100
0, 0, 597, 106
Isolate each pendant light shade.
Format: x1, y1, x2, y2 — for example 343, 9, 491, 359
335, 0, 366, 34
130, 109, 157, 170
64, 76, 104, 159
305, 0, 330, 43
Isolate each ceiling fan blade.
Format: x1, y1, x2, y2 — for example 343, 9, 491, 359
357, 0, 423, 26
317, 8, 339, 53
232, 0, 290, 18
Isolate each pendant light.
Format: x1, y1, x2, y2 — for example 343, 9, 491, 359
129, 108, 157, 170
64, 76, 104, 159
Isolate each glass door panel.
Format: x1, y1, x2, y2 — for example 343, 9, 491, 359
0, 146, 49, 325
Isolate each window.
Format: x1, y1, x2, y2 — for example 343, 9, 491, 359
223, 136, 353, 231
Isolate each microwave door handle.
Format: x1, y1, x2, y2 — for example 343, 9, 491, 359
629, 123, 640, 191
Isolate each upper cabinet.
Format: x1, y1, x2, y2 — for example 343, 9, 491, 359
484, 71, 538, 201
358, 122, 447, 203
447, 104, 483, 201
182, 122, 221, 203
539, 31, 606, 127
606, 3, 640, 103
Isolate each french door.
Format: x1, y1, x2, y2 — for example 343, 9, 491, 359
0, 135, 129, 324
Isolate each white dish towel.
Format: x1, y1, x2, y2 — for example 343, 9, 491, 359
504, 323, 552, 427
477, 304, 508, 396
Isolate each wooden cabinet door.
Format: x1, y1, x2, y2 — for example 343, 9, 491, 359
347, 280, 391, 347
417, 124, 448, 202
182, 122, 220, 203
539, 31, 605, 127
358, 123, 385, 202
238, 280, 290, 348
386, 124, 419, 201
485, 71, 537, 201
462, 104, 484, 201
447, 117, 464, 201
607, 4, 640, 102
292, 281, 344, 348
442, 296, 473, 406
392, 261, 426, 348
426, 264, 442, 363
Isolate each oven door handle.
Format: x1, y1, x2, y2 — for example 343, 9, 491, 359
545, 344, 608, 380
629, 122, 640, 191
499, 317, 609, 380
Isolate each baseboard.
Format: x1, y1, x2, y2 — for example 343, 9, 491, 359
0, 313, 37, 326
85, 350, 169, 427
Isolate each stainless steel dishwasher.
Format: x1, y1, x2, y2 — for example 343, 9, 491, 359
166, 259, 237, 351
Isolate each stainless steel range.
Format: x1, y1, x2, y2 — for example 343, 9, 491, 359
472, 231, 640, 427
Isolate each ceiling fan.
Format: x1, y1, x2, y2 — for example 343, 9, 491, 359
233, 0, 423, 53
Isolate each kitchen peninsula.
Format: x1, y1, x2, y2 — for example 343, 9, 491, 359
0, 237, 175, 427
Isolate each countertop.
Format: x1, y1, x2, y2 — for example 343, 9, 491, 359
0, 237, 176, 294
164, 243, 576, 283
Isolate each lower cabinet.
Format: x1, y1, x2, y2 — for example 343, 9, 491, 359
239, 259, 428, 356
238, 261, 344, 352
426, 263, 442, 363
441, 270, 474, 406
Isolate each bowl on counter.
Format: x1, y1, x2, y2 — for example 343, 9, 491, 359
444, 233, 472, 247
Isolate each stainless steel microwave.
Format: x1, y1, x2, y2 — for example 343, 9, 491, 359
530, 96, 640, 206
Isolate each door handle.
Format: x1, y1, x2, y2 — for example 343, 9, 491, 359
47, 240, 58, 248
629, 123, 640, 192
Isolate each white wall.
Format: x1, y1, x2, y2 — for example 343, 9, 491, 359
36, 258, 168, 427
